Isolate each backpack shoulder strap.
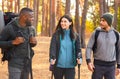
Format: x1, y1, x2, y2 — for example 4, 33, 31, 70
113, 30, 119, 58
92, 30, 100, 52
113, 30, 119, 45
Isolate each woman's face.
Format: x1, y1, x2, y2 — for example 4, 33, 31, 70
60, 17, 72, 30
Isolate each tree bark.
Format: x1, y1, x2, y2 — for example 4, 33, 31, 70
41, 0, 49, 36
65, 0, 71, 15
49, 0, 56, 36
75, 0, 80, 34
81, 0, 88, 48
33, 0, 39, 30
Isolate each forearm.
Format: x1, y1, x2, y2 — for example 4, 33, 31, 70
86, 47, 93, 64
0, 41, 13, 48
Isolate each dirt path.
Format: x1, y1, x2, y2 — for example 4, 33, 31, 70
0, 36, 120, 79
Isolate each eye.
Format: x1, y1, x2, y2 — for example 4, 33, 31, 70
100, 19, 105, 22
64, 20, 67, 23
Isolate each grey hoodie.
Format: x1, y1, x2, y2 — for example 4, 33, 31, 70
86, 27, 120, 68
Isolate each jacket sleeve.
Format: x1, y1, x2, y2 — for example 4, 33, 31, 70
75, 34, 82, 59
117, 34, 120, 68
29, 26, 37, 47
49, 33, 58, 60
0, 26, 13, 48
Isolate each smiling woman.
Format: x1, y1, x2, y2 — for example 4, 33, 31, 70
49, 14, 82, 79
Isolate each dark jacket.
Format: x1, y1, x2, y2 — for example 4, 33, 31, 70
49, 30, 82, 66
0, 18, 36, 69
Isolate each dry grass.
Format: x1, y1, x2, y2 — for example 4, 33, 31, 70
0, 36, 120, 79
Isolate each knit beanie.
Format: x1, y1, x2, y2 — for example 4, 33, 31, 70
101, 13, 113, 26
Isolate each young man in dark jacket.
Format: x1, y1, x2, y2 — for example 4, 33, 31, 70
86, 13, 120, 79
0, 7, 37, 79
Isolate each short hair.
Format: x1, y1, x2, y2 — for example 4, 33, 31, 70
19, 7, 33, 16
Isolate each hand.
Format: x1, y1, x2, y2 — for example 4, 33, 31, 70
50, 59, 56, 65
87, 62, 95, 72
12, 37, 24, 45
30, 36, 37, 44
77, 58, 82, 64
115, 68, 120, 76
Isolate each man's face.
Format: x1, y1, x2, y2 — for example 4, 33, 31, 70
100, 18, 109, 30
25, 12, 34, 26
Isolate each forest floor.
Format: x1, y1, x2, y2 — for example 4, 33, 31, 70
0, 33, 120, 79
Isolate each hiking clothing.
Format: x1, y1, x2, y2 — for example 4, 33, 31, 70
92, 64, 115, 79
49, 29, 82, 79
50, 30, 82, 67
57, 29, 75, 68
49, 14, 82, 79
0, 18, 36, 79
86, 27, 120, 68
9, 66, 29, 79
53, 67, 75, 79
86, 26, 120, 79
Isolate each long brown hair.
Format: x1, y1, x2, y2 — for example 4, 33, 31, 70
55, 14, 76, 40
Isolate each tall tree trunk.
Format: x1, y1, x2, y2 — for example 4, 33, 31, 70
99, 0, 104, 16
2, 0, 4, 12
18, 0, 20, 12
33, 0, 39, 30
65, 0, 70, 15
113, 0, 118, 29
75, 0, 80, 34
49, 0, 56, 36
15, 0, 17, 13
7, 0, 10, 12
9, 0, 13, 12
99, 0, 109, 16
81, 0, 88, 48
56, 0, 62, 20
41, 0, 49, 36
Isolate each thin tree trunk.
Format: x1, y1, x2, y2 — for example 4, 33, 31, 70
2, 0, 4, 12
7, 0, 10, 12
41, 0, 48, 36
18, 0, 20, 12
15, 0, 17, 13
65, 0, 70, 15
81, 0, 88, 48
75, 0, 80, 34
56, 0, 62, 20
49, 0, 56, 36
33, 0, 38, 29
99, 0, 104, 16
113, 0, 118, 29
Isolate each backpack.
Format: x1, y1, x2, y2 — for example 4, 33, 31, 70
92, 30, 119, 57
1, 22, 19, 62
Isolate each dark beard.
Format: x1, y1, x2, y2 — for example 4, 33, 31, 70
25, 20, 32, 27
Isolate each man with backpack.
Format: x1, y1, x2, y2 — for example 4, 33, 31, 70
0, 7, 37, 79
86, 13, 120, 79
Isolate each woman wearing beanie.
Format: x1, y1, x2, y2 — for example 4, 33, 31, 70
86, 13, 120, 79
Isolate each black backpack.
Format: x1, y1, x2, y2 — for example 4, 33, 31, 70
1, 23, 18, 62
92, 30, 119, 57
